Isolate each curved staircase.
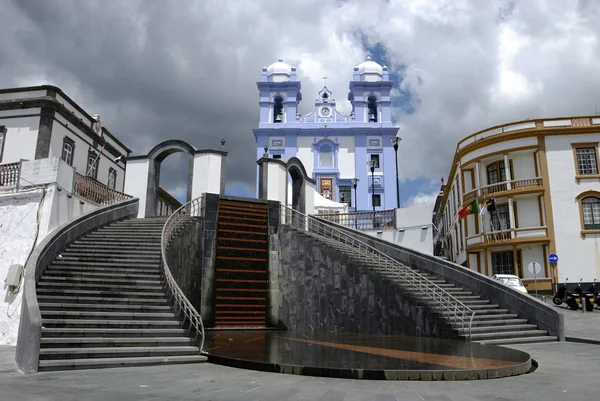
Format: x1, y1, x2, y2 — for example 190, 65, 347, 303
36, 217, 206, 371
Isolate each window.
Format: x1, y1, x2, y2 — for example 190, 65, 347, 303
370, 154, 380, 169
373, 194, 381, 207
581, 197, 600, 230
319, 144, 333, 167
492, 251, 522, 277
367, 95, 378, 122
486, 161, 506, 184
107, 168, 117, 190
87, 151, 99, 180
61, 137, 76, 166
576, 148, 598, 175
273, 96, 283, 123
491, 204, 510, 231
339, 186, 351, 206
273, 154, 282, 159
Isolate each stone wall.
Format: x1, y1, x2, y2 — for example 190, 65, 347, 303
275, 226, 456, 338
165, 217, 203, 312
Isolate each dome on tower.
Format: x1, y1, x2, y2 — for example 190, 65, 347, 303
266, 58, 293, 82
355, 56, 384, 82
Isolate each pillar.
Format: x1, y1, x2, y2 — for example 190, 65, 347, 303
192, 150, 228, 200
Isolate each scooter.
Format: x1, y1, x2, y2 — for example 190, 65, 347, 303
572, 279, 594, 312
591, 278, 600, 309
553, 278, 579, 310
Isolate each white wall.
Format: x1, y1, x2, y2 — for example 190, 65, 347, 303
0, 189, 53, 345
461, 137, 537, 165
192, 153, 225, 200
520, 245, 546, 280
337, 136, 355, 179
0, 90, 47, 102
515, 195, 541, 228
511, 152, 537, 179
124, 159, 150, 218
546, 133, 600, 282
0, 112, 40, 163
296, 136, 315, 177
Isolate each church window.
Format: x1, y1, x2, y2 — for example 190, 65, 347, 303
61, 137, 76, 166
319, 143, 334, 167
373, 194, 381, 207
87, 151, 99, 180
273, 96, 283, 123
367, 95, 378, 122
339, 186, 351, 206
370, 154, 380, 169
273, 154, 282, 159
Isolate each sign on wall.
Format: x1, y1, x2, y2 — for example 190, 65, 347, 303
319, 177, 333, 200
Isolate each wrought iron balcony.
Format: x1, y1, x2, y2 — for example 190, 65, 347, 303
463, 177, 543, 205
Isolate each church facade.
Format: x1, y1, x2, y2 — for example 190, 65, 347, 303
253, 57, 400, 212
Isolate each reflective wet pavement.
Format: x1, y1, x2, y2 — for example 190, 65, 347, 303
203, 331, 532, 380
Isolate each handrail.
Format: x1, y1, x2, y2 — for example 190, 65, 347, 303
317, 209, 396, 230
280, 204, 475, 340
0, 161, 21, 187
463, 177, 543, 201
74, 173, 133, 205
160, 197, 205, 352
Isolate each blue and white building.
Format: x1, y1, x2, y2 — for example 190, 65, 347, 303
253, 57, 400, 212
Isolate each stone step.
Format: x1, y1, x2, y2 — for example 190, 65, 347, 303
446, 313, 518, 321
42, 319, 181, 328
37, 288, 166, 298
51, 260, 159, 269
39, 346, 200, 360
58, 254, 161, 262
458, 299, 490, 305
468, 304, 500, 310
41, 310, 176, 321
39, 303, 172, 312
475, 336, 559, 345
454, 318, 528, 327
37, 281, 164, 292
456, 324, 539, 334
45, 265, 161, 275
43, 270, 162, 280
37, 295, 168, 305
37, 354, 206, 372
40, 276, 163, 286
68, 243, 161, 251
40, 337, 194, 348
86, 233, 162, 240
74, 238, 161, 246
465, 329, 549, 341
95, 227, 164, 233
452, 295, 482, 300
41, 327, 188, 338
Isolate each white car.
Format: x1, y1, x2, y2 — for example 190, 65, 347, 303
492, 274, 528, 294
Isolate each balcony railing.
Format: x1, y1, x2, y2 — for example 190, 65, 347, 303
0, 162, 21, 187
316, 209, 396, 230
466, 226, 548, 247
74, 173, 133, 205
463, 177, 543, 205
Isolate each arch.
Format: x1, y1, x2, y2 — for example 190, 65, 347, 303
144, 140, 197, 217
367, 95, 378, 122
286, 157, 314, 214
273, 95, 284, 123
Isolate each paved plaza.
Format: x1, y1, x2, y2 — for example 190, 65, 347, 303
2, 305, 599, 400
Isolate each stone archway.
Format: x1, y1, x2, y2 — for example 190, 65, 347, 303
144, 140, 195, 217
286, 157, 310, 214
124, 140, 227, 218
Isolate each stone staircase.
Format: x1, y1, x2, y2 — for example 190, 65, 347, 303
36, 217, 206, 371
213, 199, 269, 328
301, 231, 557, 345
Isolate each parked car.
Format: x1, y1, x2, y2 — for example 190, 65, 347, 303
492, 274, 528, 294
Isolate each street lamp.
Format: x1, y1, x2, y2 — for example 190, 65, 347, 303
367, 159, 377, 227
390, 136, 402, 208
351, 178, 359, 228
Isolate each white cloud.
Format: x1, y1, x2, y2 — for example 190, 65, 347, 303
405, 190, 440, 208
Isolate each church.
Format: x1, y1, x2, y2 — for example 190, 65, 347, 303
253, 57, 401, 212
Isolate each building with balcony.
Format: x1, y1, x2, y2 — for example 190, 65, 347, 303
434, 116, 600, 292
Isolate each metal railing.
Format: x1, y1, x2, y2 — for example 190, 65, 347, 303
0, 162, 20, 187
74, 173, 133, 205
463, 177, 543, 204
161, 197, 205, 352
317, 209, 396, 230
281, 205, 475, 339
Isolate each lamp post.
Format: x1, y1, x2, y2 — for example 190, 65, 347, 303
351, 178, 359, 228
367, 159, 377, 228
390, 136, 402, 208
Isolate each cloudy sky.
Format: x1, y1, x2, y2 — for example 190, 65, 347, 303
2, 0, 599, 205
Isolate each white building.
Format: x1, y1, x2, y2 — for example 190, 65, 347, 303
434, 116, 600, 292
0, 85, 130, 190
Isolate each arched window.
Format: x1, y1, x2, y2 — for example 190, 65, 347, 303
581, 196, 600, 230
107, 168, 117, 189
367, 95, 378, 122
61, 137, 75, 166
273, 96, 283, 123
87, 151, 99, 180
319, 143, 333, 167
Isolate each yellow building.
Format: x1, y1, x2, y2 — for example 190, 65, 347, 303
433, 116, 600, 292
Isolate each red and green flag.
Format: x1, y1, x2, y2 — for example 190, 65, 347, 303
458, 199, 479, 218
